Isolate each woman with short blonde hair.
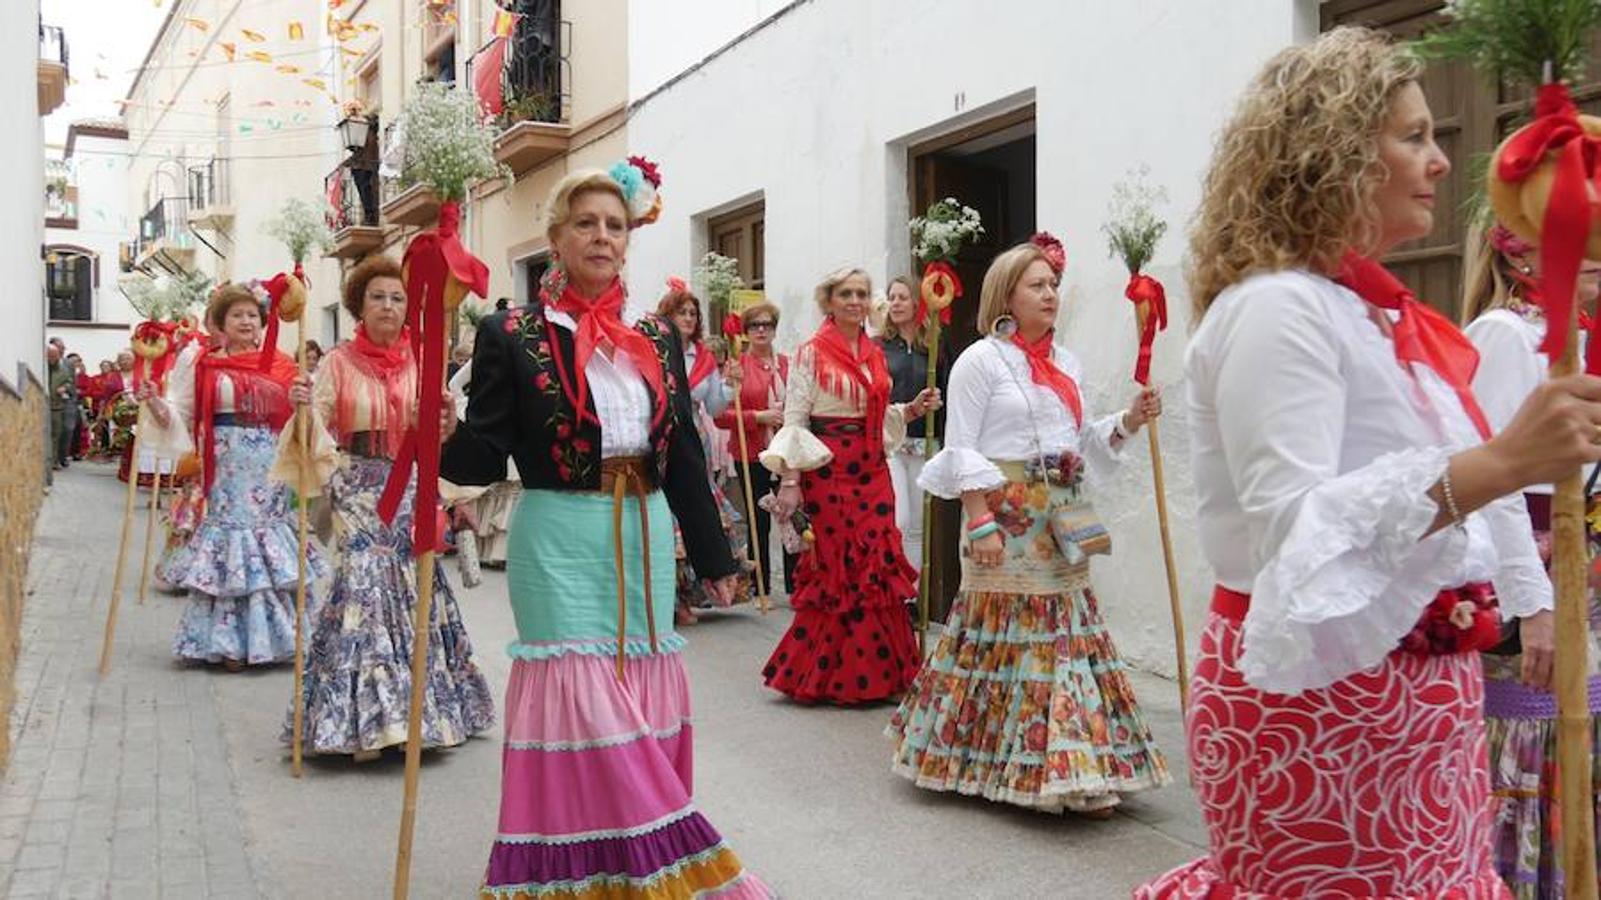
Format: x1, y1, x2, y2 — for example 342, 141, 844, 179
442, 161, 770, 897
1137, 28, 1601, 896
760, 267, 940, 705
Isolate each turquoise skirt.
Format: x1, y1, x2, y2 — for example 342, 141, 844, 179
504, 488, 678, 659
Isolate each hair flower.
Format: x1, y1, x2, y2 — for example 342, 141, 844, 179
666, 274, 688, 294
1031, 231, 1067, 274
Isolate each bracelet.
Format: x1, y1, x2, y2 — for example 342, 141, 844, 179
965, 512, 996, 532
1114, 414, 1134, 440
967, 521, 1000, 542
779, 480, 800, 489
1440, 467, 1465, 529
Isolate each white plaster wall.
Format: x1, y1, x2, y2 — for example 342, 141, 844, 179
622, 0, 1320, 676
45, 131, 138, 366
627, 0, 797, 101
3, 10, 46, 388
124, 0, 343, 353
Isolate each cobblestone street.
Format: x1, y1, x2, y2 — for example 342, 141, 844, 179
2, 463, 1207, 898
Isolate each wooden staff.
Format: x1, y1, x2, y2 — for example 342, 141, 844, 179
290, 322, 312, 778
99, 416, 143, 676
1550, 302, 1597, 899
916, 316, 943, 656
1135, 301, 1188, 712
137, 462, 165, 605
728, 337, 769, 613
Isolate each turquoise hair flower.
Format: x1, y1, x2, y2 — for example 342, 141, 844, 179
608, 161, 643, 202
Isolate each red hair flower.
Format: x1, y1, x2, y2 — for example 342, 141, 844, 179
627, 155, 662, 188
665, 274, 688, 294
1031, 231, 1066, 275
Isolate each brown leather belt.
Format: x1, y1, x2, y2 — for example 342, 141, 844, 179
597, 456, 658, 680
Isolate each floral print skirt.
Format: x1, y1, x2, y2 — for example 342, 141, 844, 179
171, 424, 324, 666
286, 455, 495, 755
887, 477, 1169, 811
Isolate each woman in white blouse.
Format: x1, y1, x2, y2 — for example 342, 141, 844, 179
886, 239, 1169, 815
1138, 28, 1601, 898
1462, 221, 1601, 895
762, 267, 940, 705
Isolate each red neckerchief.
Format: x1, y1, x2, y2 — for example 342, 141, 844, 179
547, 279, 666, 428
686, 340, 717, 389
1334, 252, 1492, 440
328, 324, 416, 457
808, 318, 890, 452
194, 347, 297, 497
1009, 329, 1083, 427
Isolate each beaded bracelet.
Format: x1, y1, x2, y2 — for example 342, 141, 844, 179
965, 512, 996, 532
967, 521, 1001, 542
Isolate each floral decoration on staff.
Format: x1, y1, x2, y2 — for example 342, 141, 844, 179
909, 197, 984, 325
1102, 164, 1170, 385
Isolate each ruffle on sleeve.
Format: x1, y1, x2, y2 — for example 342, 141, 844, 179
759, 424, 833, 473
1080, 411, 1126, 483
269, 409, 340, 497
918, 446, 1005, 499
1239, 446, 1470, 694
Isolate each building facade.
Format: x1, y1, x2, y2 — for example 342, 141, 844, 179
44, 122, 138, 368
122, 0, 344, 349
619, 0, 1322, 675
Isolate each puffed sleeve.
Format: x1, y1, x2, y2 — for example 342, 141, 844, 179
919, 342, 1005, 499
440, 315, 517, 486
1060, 348, 1125, 481
1466, 312, 1543, 432
759, 344, 833, 472
660, 334, 739, 581
1213, 281, 1471, 694
271, 358, 340, 494
139, 344, 200, 460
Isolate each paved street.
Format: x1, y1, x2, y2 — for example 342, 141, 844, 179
2, 463, 1207, 898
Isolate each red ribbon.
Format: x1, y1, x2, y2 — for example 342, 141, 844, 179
130, 320, 179, 392
916, 260, 959, 326
378, 200, 489, 552
1496, 83, 1601, 375
1125, 273, 1167, 386
721, 312, 744, 342
1335, 252, 1492, 440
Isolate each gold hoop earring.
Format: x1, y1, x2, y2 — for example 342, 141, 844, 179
991, 315, 1017, 338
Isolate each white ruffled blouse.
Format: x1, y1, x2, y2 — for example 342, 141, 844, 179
759, 342, 910, 472
1189, 269, 1550, 695
919, 337, 1123, 499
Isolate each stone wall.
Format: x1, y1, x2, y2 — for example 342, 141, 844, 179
0, 369, 47, 772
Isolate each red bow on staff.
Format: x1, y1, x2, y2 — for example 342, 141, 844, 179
259, 263, 308, 372
130, 320, 179, 391
917, 260, 959, 326
1497, 83, 1601, 375
1125, 273, 1167, 386
721, 312, 744, 342
377, 200, 489, 553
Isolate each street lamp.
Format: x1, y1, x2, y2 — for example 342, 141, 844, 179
336, 114, 372, 154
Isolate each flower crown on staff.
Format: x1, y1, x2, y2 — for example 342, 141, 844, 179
608, 155, 664, 228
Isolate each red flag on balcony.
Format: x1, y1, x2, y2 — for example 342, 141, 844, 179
473, 36, 508, 118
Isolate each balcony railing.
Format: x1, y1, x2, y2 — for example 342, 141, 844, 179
140, 197, 191, 249
188, 158, 230, 213
502, 16, 568, 126
39, 24, 68, 73
326, 161, 379, 231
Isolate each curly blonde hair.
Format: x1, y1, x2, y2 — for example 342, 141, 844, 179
1188, 26, 1421, 317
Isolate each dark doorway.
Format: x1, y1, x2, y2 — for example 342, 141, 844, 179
908, 106, 1036, 622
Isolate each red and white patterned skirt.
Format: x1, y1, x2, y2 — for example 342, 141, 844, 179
1135, 611, 1509, 899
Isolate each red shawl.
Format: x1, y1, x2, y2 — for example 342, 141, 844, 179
1010, 330, 1083, 427
808, 318, 891, 452
193, 347, 298, 496
547, 278, 666, 428
686, 340, 718, 390
326, 324, 416, 458
1334, 252, 1492, 440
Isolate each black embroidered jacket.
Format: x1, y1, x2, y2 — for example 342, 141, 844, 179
440, 301, 738, 581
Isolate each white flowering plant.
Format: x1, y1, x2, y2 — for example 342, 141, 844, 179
263, 197, 332, 265
909, 197, 984, 264
390, 81, 511, 202
1102, 164, 1169, 275
120, 270, 212, 322
694, 251, 744, 314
